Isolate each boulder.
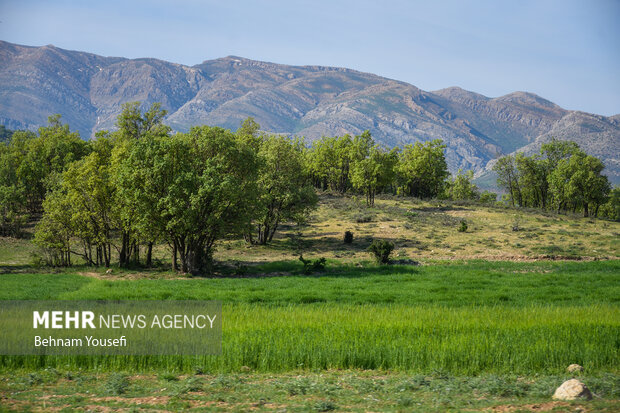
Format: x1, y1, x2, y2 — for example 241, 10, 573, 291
567, 364, 584, 373
552, 379, 592, 401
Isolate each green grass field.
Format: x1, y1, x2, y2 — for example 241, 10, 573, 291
1, 261, 619, 375
1, 196, 619, 411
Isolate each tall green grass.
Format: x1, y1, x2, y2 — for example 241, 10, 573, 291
2, 304, 618, 374
1, 261, 618, 374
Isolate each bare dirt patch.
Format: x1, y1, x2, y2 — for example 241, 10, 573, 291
485, 401, 587, 412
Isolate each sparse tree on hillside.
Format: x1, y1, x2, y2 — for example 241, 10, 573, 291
350, 145, 398, 206
250, 135, 317, 244
396, 139, 448, 198
447, 169, 479, 201
548, 150, 610, 216
599, 186, 620, 221
493, 155, 521, 207
115, 102, 169, 141
307, 135, 354, 192
514, 153, 547, 208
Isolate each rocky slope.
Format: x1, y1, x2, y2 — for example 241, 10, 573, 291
1, 41, 618, 182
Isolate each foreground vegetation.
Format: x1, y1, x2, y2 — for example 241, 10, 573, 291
1, 259, 619, 410
1, 261, 618, 374
2, 370, 619, 412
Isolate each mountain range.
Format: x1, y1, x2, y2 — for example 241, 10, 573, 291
1, 40, 618, 184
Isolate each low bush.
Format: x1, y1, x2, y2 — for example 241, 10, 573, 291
343, 231, 353, 244
458, 220, 468, 232
367, 239, 394, 264
354, 214, 373, 223
104, 373, 130, 395
299, 255, 326, 274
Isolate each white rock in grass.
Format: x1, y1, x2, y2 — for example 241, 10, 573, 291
567, 364, 584, 373
552, 379, 592, 400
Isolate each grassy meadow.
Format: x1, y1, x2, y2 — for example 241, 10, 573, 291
0, 194, 619, 411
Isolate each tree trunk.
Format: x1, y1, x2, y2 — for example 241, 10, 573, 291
146, 242, 153, 267
172, 242, 178, 271
179, 244, 188, 273
103, 244, 110, 268
267, 218, 280, 242
119, 233, 128, 267
257, 224, 269, 245
133, 241, 139, 264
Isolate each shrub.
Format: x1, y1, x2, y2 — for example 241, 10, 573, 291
159, 373, 179, 382
314, 400, 337, 412
354, 214, 373, 223
367, 239, 394, 264
104, 373, 130, 395
458, 220, 468, 232
343, 231, 354, 244
404, 210, 418, 219
479, 191, 497, 204
299, 255, 326, 274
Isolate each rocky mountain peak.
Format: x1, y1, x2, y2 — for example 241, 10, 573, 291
0, 41, 617, 183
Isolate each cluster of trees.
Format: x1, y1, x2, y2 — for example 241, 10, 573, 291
1, 104, 317, 273
493, 139, 618, 218
2, 101, 618, 272
306, 135, 489, 206
0, 116, 89, 236
0, 105, 485, 271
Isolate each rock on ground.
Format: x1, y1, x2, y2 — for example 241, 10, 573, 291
567, 364, 584, 373
552, 379, 592, 401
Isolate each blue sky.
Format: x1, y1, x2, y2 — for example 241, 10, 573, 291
1, 0, 619, 115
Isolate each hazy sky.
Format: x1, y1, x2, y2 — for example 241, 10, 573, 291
1, 0, 619, 115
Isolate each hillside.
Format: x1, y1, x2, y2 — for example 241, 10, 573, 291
1, 41, 618, 181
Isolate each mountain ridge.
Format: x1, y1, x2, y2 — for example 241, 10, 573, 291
0, 40, 618, 183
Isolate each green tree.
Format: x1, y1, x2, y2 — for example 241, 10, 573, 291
113, 134, 177, 269
598, 186, 620, 221
514, 153, 547, 208
118, 126, 259, 274
0, 125, 13, 144
16, 116, 89, 213
115, 102, 169, 141
249, 135, 317, 244
33, 189, 73, 266
493, 155, 521, 206
35, 148, 116, 267
479, 190, 497, 204
112, 102, 171, 267
307, 135, 354, 192
236, 117, 261, 143
446, 169, 479, 201
540, 138, 580, 170
350, 145, 398, 206
0, 185, 27, 236
548, 151, 610, 216
396, 139, 448, 198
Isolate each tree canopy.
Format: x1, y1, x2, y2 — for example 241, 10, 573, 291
2, 102, 616, 272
